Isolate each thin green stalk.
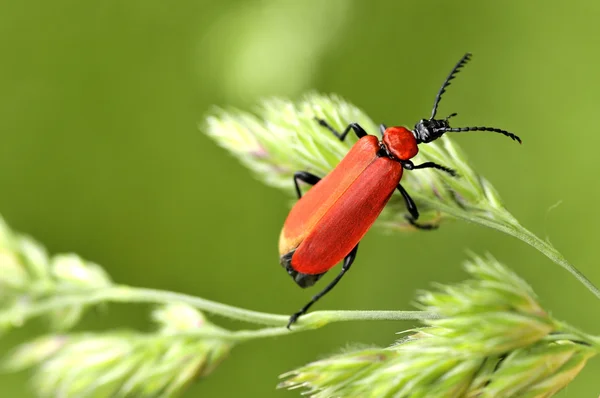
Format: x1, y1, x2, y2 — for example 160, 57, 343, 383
155, 312, 441, 343
556, 322, 600, 351
140, 326, 293, 342
415, 195, 600, 301
2, 285, 438, 330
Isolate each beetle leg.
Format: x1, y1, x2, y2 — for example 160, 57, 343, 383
293, 171, 322, 199
314, 118, 368, 141
412, 161, 457, 177
401, 160, 457, 177
396, 183, 438, 230
287, 244, 359, 329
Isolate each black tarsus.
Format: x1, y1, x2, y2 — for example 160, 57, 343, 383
293, 171, 322, 199
379, 123, 388, 136
430, 53, 472, 120
315, 117, 368, 141
287, 244, 360, 328
396, 183, 438, 230
438, 126, 522, 144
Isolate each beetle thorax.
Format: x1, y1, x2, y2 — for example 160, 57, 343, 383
381, 126, 419, 161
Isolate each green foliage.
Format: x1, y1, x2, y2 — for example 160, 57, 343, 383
0, 94, 598, 397
0, 213, 431, 397
0, 218, 111, 333
279, 256, 598, 398
3, 304, 231, 398
0, 215, 598, 397
205, 93, 506, 229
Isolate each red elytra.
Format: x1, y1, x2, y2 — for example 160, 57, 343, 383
279, 53, 521, 328
279, 129, 412, 276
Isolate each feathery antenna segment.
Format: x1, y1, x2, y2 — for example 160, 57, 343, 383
430, 53, 472, 119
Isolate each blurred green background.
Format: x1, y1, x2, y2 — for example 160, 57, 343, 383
1, 0, 599, 396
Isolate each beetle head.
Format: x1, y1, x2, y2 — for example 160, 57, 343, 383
412, 114, 455, 144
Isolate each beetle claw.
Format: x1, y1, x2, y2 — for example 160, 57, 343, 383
287, 312, 302, 329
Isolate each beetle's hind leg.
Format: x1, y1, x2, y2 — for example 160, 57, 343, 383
287, 244, 359, 329
396, 183, 439, 230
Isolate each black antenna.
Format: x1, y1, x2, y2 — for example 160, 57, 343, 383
437, 126, 522, 143
430, 53, 472, 120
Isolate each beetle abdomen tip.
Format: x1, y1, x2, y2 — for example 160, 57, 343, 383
280, 250, 325, 288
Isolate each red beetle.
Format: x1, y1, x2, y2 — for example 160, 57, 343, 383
279, 53, 521, 327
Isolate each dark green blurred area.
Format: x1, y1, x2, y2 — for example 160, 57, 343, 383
1, 0, 599, 396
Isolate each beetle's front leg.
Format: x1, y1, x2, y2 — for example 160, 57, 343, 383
401, 160, 457, 177
314, 118, 368, 141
